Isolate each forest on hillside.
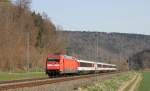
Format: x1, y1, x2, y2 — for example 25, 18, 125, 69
65, 31, 150, 70
129, 50, 150, 70
0, 0, 67, 72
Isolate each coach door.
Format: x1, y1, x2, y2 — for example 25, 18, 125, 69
59, 56, 64, 73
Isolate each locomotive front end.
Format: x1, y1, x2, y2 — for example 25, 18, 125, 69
46, 54, 61, 77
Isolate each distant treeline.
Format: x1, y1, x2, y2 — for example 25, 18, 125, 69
129, 50, 150, 70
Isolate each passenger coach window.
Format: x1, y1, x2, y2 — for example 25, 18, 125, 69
97, 64, 103, 67
47, 58, 59, 62
109, 66, 113, 68
103, 65, 109, 68
80, 62, 93, 67
113, 66, 116, 68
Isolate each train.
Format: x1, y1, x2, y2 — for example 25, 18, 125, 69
45, 53, 117, 77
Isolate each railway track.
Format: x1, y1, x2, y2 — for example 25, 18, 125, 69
0, 72, 120, 90
0, 77, 48, 85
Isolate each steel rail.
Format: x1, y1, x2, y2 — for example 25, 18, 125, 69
0, 72, 120, 90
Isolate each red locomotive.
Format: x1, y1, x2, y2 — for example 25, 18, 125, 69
46, 53, 117, 77
46, 53, 78, 76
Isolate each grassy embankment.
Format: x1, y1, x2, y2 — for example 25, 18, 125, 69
0, 72, 46, 81
77, 72, 136, 91
138, 71, 150, 91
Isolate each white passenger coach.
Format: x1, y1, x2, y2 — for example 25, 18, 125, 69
77, 59, 117, 72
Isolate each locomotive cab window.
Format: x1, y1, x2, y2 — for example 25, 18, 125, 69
47, 58, 59, 62
80, 62, 93, 67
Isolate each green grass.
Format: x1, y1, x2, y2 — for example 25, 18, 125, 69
138, 72, 150, 91
79, 72, 136, 91
0, 72, 47, 81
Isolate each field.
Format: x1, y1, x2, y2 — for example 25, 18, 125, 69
76, 72, 136, 91
1, 71, 150, 91
0, 72, 46, 81
138, 72, 150, 91
78, 71, 150, 91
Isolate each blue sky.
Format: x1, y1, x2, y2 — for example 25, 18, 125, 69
31, 0, 150, 35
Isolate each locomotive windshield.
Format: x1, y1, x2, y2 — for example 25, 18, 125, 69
47, 58, 59, 62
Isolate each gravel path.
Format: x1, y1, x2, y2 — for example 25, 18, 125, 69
118, 73, 142, 91
118, 73, 137, 91
128, 73, 142, 91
